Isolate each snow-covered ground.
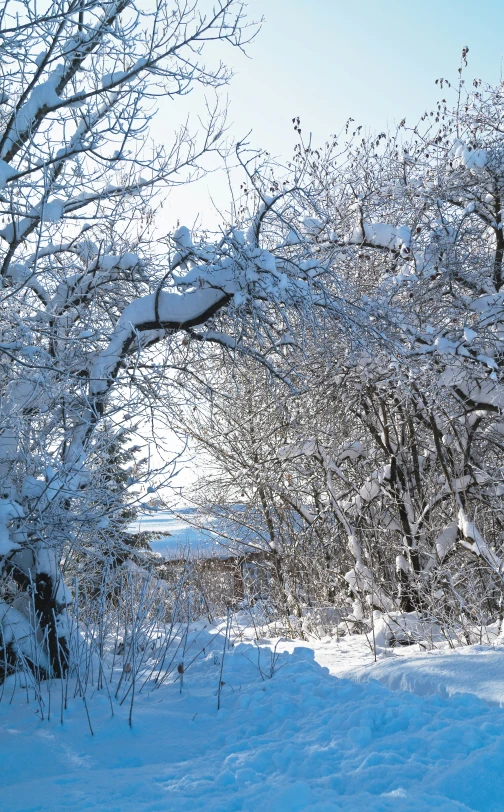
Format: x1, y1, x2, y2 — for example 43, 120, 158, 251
2, 624, 504, 811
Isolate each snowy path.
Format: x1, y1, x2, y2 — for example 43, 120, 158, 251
2, 630, 504, 811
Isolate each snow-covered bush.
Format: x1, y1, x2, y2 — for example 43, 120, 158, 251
0, 0, 359, 683
170, 64, 504, 643
0, 0, 263, 682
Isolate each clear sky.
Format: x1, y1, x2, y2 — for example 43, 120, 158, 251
152, 0, 504, 231
227, 0, 504, 155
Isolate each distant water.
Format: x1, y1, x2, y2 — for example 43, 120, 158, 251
129, 509, 234, 560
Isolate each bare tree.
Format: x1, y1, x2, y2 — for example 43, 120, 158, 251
0, 0, 263, 679
173, 67, 504, 643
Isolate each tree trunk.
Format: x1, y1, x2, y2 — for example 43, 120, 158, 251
33, 548, 70, 677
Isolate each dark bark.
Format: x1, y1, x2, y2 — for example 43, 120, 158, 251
34, 571, 69, 677
0, 638, 48, 685
493, 190, 504, 291
396, 567, 417, 613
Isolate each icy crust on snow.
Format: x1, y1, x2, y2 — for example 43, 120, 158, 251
3, 626, 504, 810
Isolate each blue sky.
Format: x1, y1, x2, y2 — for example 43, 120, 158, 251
229, 0, 504, 154
156, 0, 504, 229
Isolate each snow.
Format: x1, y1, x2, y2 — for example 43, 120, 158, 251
101, 70, 127, 88
439, 364, 504, 409
1, 66, 63, 157
254, 248, 276, 272
0, 499, 24, 557
469, 292, 504, 315
457, 509, 502, 573
173, 225, 194, 250
40, 199, 64, 223
0, 216, 32, 244
359, 478, 380, 502
451, 140, 488, 171
435, 523, 458, 560
326, 637, 504, 706
91, 288, 226, 395
4, 624, 504, 810
463, 326, 477, 343
339, 440, 365, 461
118, 251, 139, 270
372, 611, 442, 648
0, 159, 16, 188
278, 438, 318, 459
97, 252, 138, 271
302, 216, 324, 235
21, 476, 46, 500
7, 262, 29, 282
285, 228, 301, 245
349, 223, 411, 253
0, 600, 49, 668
